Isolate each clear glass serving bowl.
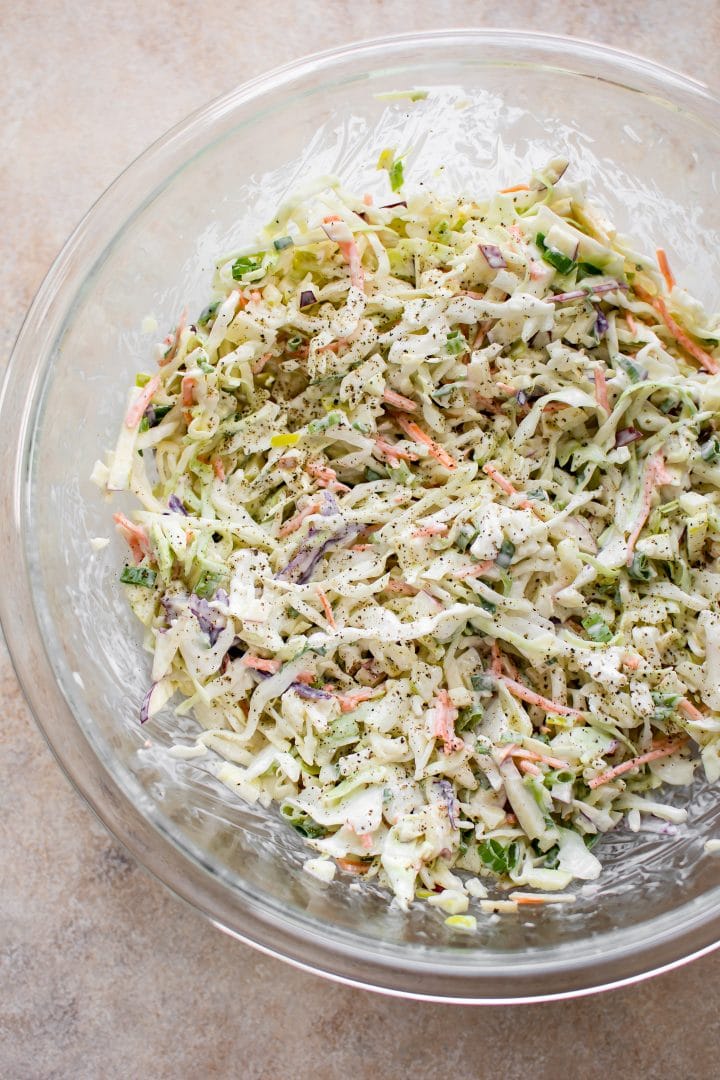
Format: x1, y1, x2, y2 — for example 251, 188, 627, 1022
3, 30, 720, 1003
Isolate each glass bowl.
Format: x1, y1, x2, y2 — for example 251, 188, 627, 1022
3, 30, 720, 1003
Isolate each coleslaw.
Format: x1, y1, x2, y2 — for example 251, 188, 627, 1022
95, 158, 720, 920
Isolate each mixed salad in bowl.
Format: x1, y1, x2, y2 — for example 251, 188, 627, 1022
94, 157, 720, 930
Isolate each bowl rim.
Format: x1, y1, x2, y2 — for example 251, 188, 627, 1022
3, 27, 720, 1004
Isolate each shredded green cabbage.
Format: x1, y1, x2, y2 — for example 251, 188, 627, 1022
98, 159, 720, 917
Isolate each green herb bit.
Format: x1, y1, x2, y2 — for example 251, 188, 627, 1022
477, 838, 520, 875
273, 235, 294, 251
198, 301, 220, 327
120, 565, 157, 588
135, 372, 152, 388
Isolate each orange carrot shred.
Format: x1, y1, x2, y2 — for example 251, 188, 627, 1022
394, 415, 458, 471
656, 248, 676, 291
316, 587, 336, 629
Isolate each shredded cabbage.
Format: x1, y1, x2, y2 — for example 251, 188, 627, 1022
100, 159, 720, 917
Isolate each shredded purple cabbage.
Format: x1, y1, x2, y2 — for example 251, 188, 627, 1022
479, 244, 506, 270
291, 682, 332, 700
380, 201, 407, 209
140, 683, 156, 725
276, 523, 362, 585
550, 281, 627, 303
615, 427, 643, 448
189, 594, 224, 646
167, 494, 189, 516
595, 309, 609, 338
321, 490, 340, 516
436, 779, 457, 829
299, 289, 317, 308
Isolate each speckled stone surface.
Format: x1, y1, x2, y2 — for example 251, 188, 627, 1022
3, 3, 720, 1077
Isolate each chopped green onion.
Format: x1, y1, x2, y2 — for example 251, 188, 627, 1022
471, 674, 495, 693
389, 158, 404, 192
135, 372, 152, 388
700, 437, 720, 463
364, 466, 385, 482
231, 254, 264, 280
195, 570, 223, 598
628, 553, 652, 581
496, 539, 515, 569
286, 336, 303, 352
120, 565, 157, 588
651, 691, 681, 722
445, 330, 467, 356
581, 613, 613, 643
536, 232, 576, 275
456, 706, 484, 732
198, 301, 219, 326
616, 355, 644, 383
577, 261, 604, 276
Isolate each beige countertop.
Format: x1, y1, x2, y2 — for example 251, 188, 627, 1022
3, 3, 720, 1076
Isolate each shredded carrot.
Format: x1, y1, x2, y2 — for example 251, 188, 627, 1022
294, 671, 315, 685
322, 214, 364, 291
626, 452, 671, 565
306, 459, 349, 492
394, 415, 458, 471
482, 461, 516, 497
594, 368, 610, 413
507, 224, 524, 242
181, 374, 197, 407
350, 543, 374, 552
679, 697, 705, 723
242, 655, 282, 674
499, 183, 530, 194
454, 559, 495, 579
412, 523, 448, 538
125, 374, 161, 429
252, 351, 273, 374
212, 456, 225, 481
656, 248, 676, 291
588, 738, 687, 789
483, 463, 543, 518
490, 641, 504, 678
159, 308, 187, 366
113, 512, 152, 564
626, 312, 638, 336
362, 192, 373, 207
337, 857, 371, 873
432, 689, 463, 753
500, 676, 584, 718
636, 286, 719, 374
518, 759, 542, 777
509, 892, 575, 905
384, 579, 419, 595
335, 687, 381, 713
622, 653, 642, 671
373, 436, 418, 463
316, 587, 336, 629
278, 499, 321, 538
510, 747, 571, 770
382, 387, 417, 412
529, 260, 547, 281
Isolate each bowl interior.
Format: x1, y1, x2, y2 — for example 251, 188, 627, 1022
11, 32, 720, 998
